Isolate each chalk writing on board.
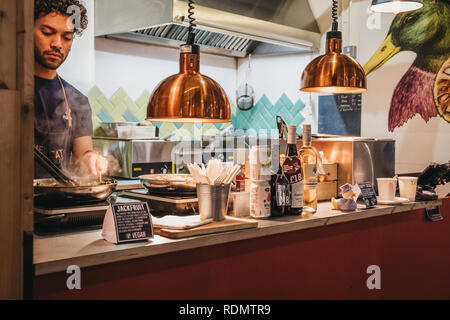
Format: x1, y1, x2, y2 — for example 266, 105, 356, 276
318, 94, 362, 136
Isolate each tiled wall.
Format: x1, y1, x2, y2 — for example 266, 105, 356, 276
86, 86, 307, 139
232, 93, 306, 133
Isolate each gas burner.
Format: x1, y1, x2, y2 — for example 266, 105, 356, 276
34, 202, 110, 234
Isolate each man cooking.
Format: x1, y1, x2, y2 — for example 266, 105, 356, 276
34, 0, 107, 178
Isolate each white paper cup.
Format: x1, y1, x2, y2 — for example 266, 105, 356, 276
398, 177, 418, 201
377, 178, 397, 201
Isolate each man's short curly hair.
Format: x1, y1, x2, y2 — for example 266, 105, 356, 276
34, 0, 88, 36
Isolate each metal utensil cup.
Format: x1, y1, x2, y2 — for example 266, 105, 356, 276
196, 184, 232, 221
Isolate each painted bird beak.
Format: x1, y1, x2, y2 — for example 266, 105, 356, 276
363, 33, 401, 75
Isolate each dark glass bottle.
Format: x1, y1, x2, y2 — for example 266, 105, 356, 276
282, 125, 303, 215
270, 153, 290, 217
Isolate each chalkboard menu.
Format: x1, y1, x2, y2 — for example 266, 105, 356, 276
318, 94, 362, 136
358, 182, 378, 208
111, 202, 153, 243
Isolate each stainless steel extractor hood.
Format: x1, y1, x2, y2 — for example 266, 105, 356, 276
95, 0, 321, 57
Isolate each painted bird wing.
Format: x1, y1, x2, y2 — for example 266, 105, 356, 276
388, 66, 438, 131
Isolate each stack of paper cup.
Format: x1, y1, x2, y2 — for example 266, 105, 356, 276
249, 146, 271, 181
249, 146, 271, 219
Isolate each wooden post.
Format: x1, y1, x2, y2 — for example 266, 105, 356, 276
0, 0, 34, 300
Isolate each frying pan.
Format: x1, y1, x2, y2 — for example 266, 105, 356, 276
34, 178, 118, 206
139, 174, 197, 195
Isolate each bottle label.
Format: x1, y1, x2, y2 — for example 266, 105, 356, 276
276, 181, 291, 206
282, 156, 304, 209
236, 179, 245, 192
291, 181, 304, 208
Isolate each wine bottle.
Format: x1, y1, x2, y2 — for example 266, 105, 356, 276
299, 124, 318, 213
270, 154, 289, 217
282, 125, 303, 215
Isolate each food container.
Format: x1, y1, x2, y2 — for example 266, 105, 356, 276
229, 192, 250, 217
249, 146, 272, 181
250, 180, 271, 219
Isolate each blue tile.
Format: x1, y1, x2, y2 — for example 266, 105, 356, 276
233, 93, 306, 132
122, 109, 139, 122
295, 98, 306, 111
97, 108, 114, 123
151, 121, 163, 128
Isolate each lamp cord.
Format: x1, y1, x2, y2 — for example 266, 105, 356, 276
331, 0, 338, 31
187, 0, 196, 45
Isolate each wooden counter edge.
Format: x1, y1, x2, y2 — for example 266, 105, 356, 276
33, 199, 444, 276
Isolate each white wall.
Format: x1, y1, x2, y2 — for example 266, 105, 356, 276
94, 38, 237, 103
348, 2, 450, 176
58, 0, 95, 94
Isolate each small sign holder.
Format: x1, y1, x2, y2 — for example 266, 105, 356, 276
425, 206, 443, 222
102, 201, 153, 244
357, 182, 378, 208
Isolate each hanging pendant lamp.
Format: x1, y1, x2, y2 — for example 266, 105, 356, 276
300, 0, 366, 94
146, 0, 231, 123
370, 0, 423, 13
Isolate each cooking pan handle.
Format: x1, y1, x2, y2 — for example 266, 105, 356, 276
34, 146, 75, 185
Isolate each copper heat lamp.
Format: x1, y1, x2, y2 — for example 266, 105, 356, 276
146, 0, 231, 123
300, 0, 366, 94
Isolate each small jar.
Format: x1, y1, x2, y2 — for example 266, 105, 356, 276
250, 180, 271, 219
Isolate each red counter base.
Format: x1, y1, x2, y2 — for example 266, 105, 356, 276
34, 198, 450, 300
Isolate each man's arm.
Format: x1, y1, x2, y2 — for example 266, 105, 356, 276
73, 136, 94, 160
73, 136, 107, 176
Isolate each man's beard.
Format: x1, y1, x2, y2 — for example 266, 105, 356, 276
34, 47, 67, 70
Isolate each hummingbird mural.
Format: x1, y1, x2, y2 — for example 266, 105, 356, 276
364, 0, 450, 132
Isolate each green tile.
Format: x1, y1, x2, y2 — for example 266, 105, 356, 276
86, 85, 104, 101
88, 100, 103, 115
136, 90, 151, 110
158, 123, 176, 138
135, 107, 148, 122
97, 95, 115, 113
111, 87, 127, 100
124, 95, 140, 115
110, 97, 128, 117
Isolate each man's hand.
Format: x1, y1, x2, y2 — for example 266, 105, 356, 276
73, 136, 108, 177
80, 151, 108, 177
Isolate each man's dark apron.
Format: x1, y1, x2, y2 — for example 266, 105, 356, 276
35, 75, 73, 178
